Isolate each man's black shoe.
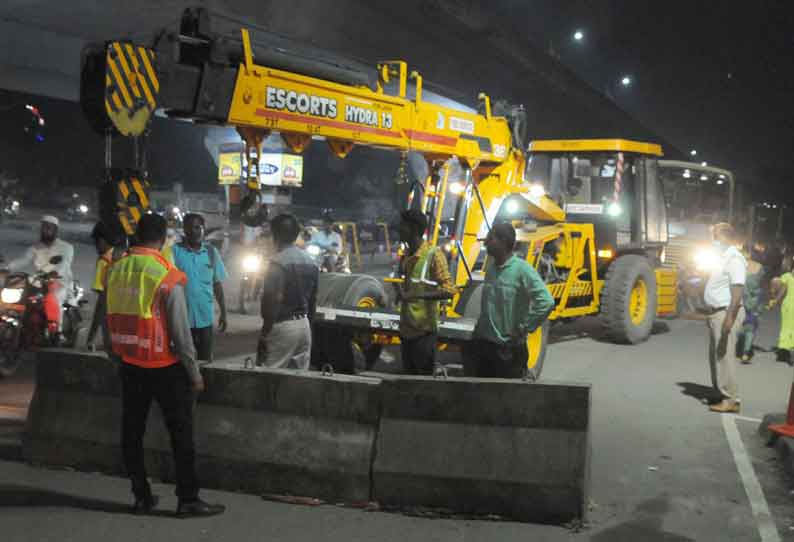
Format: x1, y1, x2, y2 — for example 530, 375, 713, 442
176, 499, 226, 518
132, 495, 159, 514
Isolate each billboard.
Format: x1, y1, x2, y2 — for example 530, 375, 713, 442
260, 153, 303, 188
217, 151, 242, 185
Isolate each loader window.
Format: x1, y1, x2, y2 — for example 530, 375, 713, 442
643, 159, 668, 243
526, 153, 570, 205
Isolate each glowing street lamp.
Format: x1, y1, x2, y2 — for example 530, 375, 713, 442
621, 76, 632, 86
573, 30, 584, 42
690, 150, 697, 156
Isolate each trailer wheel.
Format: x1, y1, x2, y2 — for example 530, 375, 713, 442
312, 274, 386, 374
600, 255, 657, 344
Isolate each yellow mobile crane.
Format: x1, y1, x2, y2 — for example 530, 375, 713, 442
82, 8, 676, 378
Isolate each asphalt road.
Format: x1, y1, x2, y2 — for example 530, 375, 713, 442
1, 218, 794, 540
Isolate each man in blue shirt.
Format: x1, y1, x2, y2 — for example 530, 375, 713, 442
172, 213, 228, 363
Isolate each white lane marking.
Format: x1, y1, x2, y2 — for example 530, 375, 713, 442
735, 415, 763, 424
722, 414, 781, 542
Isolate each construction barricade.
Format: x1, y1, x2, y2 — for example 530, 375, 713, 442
25, 350, 380, 502
372, 375, 591, 524
25, 350, 591, 524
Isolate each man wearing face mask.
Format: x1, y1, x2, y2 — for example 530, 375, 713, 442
171, 213, 228, 363
703, 222, 746, 413
7, 215, 74, 339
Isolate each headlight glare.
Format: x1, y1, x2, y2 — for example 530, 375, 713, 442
1, 288, 24, 304
693, 247, 719, 272
242, 254, 261, 273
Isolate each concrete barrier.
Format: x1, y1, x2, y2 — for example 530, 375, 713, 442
25, 351, 592, 523
372, 376, 591, 524
25, 351, 381, 502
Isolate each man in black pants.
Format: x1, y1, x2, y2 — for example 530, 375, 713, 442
463, 222, 555, 378
105, 214, 224, 517
397, 210, 456, 375
171, 213, 228, 364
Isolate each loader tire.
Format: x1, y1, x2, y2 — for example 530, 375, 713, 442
525, 320, 550, 381
600, 255, 657, 344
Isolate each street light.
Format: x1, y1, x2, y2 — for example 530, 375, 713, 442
573, 30, 584, 42
690, 150, 697, 156
621, 76, 632, 86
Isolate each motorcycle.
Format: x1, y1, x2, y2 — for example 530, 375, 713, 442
306, 244, 351, 273
0, 256, 86, 378
0, 196, 20, 221
237, 249, 265, 315
65, 198, 90, 221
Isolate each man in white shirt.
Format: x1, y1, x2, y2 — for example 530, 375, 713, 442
310, 215, 343, 270
703, 222, 746, 413
7, 215, 75, 336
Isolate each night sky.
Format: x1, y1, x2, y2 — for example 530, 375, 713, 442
514, 0, 794, 201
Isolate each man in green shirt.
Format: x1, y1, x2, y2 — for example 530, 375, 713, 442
464, 222, 555, 378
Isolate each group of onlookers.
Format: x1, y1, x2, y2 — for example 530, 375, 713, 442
701, 223, 793, 414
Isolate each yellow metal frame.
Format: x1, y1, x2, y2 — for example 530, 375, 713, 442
376, 222, 392, 256
334, 221, 362, 270
528, 138, 663, 157
655, 267, 678, 316
521, 223, 601, 319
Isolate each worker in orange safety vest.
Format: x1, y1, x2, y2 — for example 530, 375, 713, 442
104, 213, 225, 518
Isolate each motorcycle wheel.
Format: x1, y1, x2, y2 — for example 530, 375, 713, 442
0, 323, 23, 378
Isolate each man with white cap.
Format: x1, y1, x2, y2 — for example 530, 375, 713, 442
7, 215, 74, 338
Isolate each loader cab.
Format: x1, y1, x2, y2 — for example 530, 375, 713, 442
526, 139, 668, 259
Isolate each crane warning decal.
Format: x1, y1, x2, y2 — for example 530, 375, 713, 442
265, 86, 337, 118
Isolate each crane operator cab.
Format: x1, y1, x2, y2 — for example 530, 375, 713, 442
512, 139, 677, 343
525, 139, 669, 264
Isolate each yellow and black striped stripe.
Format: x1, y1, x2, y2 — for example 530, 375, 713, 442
116, 176, 150, 235
104, 42, 159, 136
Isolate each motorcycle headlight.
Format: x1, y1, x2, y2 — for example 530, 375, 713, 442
693, 247, 719, 272
11, 200, 19, 210
1, 287, 23, 304
306, 245, 321, 256
242, 254, 261, 273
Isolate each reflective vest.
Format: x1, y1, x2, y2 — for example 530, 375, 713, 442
105, 247, 186, 368
401, 245, 441, 334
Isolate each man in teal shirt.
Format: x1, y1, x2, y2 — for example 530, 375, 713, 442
172, 213, 228, 363
464, 222, 554, 378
